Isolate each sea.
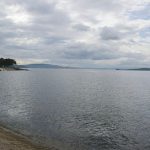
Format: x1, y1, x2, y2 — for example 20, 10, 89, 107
0, 69, 150, 150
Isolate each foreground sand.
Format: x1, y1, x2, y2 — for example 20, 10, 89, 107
0, 127, 58, 150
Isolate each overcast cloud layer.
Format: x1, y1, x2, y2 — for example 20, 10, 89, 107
0, 0, 150, 68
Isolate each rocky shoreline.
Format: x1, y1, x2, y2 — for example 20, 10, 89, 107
0, 67, 28, 71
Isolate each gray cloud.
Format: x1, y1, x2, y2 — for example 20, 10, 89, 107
100, 27, 123, 40
73, 24, 90, 32
61, 44, 121, 60
71, 0, 122, 13
0, 0, 149, 68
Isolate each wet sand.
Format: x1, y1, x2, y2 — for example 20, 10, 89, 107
0, 127, 58, 150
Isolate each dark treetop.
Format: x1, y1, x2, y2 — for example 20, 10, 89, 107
0, 58, 16, 67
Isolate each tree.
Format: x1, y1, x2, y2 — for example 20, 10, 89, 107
0, 58, 17, 67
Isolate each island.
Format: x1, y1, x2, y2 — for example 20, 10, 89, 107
0, 58, 26, 71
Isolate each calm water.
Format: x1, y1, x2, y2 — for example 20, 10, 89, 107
0, 69, 150, 150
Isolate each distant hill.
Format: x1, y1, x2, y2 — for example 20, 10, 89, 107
19, 64, 72, 69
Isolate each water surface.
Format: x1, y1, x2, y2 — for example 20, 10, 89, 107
0, 69, 150, 150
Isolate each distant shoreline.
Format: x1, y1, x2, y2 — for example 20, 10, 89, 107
116, 68, 150, 71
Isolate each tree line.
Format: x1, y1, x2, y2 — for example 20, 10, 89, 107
0, 58, 17, 67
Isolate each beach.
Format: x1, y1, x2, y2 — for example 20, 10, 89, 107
0, 127, 57, 150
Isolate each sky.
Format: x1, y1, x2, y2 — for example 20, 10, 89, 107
0, 0, 150, 68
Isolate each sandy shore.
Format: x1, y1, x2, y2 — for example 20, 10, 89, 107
0, 127, 58, 150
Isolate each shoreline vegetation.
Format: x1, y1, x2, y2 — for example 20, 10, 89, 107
0, 58, 27, 71
0, 126, 58, 150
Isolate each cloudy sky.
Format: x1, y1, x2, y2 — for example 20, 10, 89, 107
0, 0, 150, 68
